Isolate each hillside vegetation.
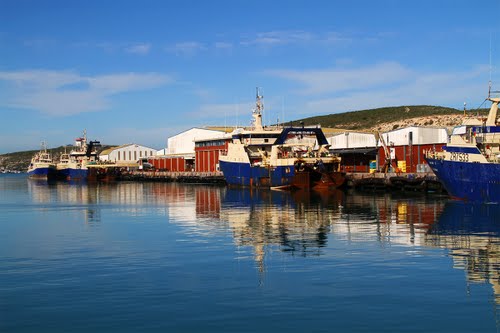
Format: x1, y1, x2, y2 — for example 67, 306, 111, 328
296, 105, 488, 131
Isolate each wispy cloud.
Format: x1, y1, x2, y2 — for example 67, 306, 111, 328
70, 41, 153, 55
265, 62, 413, 95
214, 42, 232, 49
165, 42, 206, 56
23, 38, 58, 48
267, 62, 490, 116
238, 30, 384, 48
102, 127, 174, 149
0, 69, 173, 116
240, 30, 314, 47
186, 101, 255, 124
125, 43, 151, 55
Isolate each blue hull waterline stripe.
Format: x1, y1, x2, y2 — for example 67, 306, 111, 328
444, 146, 482, 154
28, 167, 58, 179
59, 168, 89, 180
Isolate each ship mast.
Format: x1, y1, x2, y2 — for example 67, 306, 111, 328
252, 87, 264, 131
486, 96, 500, 126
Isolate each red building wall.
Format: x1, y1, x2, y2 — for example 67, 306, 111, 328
378, 143, 445, 173
148, 156, 187, 172
339, 153, 375, 173
195, 141, 228, 172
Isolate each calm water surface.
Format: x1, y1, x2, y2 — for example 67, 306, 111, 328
1, 174, 500, 332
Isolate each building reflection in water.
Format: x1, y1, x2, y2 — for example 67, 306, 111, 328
26, 180, 500, 304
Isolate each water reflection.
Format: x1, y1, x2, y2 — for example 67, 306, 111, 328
221, 189, 446, 272
428, 202, 500, 304
221, 189, 343, 272
26, 180, 226, 226
27, 179, 101, 224
25, 179, 500, 305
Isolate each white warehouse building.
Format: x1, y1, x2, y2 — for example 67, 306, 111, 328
99, 143, 158, 164
328, 131, 377, 150
378, 126, 449, 146
166, 127, 226, 157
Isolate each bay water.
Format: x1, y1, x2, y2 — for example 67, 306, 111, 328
1, 174, 499, 332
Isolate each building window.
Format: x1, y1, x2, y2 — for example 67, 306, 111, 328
150, 150, 153, 156
129, 151, 131, 160
140, 151, 142, 157
134, 151, 137, 161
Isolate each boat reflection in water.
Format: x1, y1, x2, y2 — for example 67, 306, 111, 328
27, 179, 102, 224
221, 189, 445, 272
26, 179, 500, 305
428, 202, 500, 304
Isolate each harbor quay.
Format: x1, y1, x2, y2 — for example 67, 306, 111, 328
119, 170, 225, 183
345, 171, 443, 192
112, 168, 443, 192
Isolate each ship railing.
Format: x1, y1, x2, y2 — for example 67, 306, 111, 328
424, 149, 444, 160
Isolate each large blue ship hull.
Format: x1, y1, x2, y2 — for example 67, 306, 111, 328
219, 160, 294, 187
28, 167, 57, 180
426, 157, 500, 203
58, 168, 89, 181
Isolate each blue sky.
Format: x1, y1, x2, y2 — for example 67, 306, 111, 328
0, 0, 499, 153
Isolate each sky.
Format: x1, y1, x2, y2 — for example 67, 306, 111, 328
1, 0, 499, 153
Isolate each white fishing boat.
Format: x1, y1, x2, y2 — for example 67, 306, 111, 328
27, 142, 57, 180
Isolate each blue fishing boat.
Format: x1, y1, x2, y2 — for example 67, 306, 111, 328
27, 143, 57, 180
219, 89, 344, 189
426, 93, 500, 203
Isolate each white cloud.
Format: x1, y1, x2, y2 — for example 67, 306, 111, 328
265, 62, 413, 95
238, 30, 382, 49
264, 62, 489, 116
125, 43, 151, 55
186, 101, 255, 125
102, 127, 174, 149
240, 30, 314, 47
214, 42, 233, 50
0, 69, 173, 116
166, 42, 206, 56
88, 72, 170, 94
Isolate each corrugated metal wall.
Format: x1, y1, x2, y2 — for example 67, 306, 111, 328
167, 128, 226, 155
378, 143, 445, 173
380, 127, 448, 146
195, 142, 227, 172
148, 157, 187, 172
328, 132, 377, 149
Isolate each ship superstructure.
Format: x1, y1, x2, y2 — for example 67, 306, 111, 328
56, 130, 101, 181
219, 89, 344, 189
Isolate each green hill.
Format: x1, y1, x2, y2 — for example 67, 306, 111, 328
294, 105, 488, 130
